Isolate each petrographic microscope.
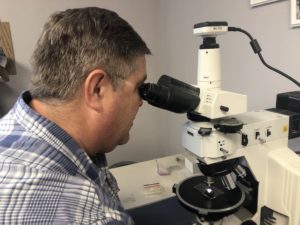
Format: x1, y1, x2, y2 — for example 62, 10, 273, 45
139, 22, 300, 225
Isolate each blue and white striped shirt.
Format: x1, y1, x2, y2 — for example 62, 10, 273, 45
0, 91, 134, 224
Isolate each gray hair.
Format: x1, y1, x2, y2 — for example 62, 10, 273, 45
30, 7, 151, 101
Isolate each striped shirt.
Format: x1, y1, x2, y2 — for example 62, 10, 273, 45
0, 91, 134, 225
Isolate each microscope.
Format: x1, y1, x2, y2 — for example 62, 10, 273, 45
139, 22, 300, 225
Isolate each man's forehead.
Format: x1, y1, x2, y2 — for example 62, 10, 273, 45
125, 55, 147, 83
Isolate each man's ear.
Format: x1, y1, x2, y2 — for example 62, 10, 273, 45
83, 69, 108, 112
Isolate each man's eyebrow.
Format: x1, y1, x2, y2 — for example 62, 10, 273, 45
138, 74, 147, 85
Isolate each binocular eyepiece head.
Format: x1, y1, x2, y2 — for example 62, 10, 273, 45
139, 75, 200, 114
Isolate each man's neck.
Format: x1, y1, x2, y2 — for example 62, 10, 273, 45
30, 98, 91, 154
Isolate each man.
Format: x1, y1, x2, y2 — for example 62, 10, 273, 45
0, 7, 150, 224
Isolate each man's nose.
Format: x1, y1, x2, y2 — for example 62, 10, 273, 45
139, 98, 143, 107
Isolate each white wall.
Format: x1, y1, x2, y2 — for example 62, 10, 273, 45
0, 0, 299, 165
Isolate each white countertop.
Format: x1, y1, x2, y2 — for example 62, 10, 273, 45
110, 154, 194, 210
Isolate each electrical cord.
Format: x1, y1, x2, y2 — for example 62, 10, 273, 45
228, 27, 300, 88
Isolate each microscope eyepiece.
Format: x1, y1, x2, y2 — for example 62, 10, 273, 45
139, 75, 200, 114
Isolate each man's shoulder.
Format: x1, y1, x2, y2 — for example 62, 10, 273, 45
0, 130, 79, 176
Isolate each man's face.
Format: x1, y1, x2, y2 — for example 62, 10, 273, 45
101, 56, 147, 152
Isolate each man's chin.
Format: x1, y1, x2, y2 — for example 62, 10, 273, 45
118, 133, 130, 145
